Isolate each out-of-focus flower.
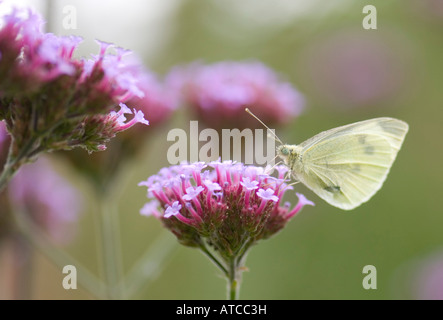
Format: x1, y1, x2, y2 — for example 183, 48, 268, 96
139, 160, 313, 253
412, 251, 443, 300
0, 5, 149, 190
126, 67, 179, 128
1, 157, 83, 244
0, 120, 9, 163
0, 121, 7, 146
301, 31, 408, 109
166, 61, 305, 130
412, 0, 443, 22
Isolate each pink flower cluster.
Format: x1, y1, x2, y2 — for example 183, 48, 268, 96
139, 161, 314, 254
166, 61, 305, 130
0, 5, 149, 158
0, 8, 143, 103
0, 8, 78, 91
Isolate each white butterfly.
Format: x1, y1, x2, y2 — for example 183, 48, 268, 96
246, 109, 409, 210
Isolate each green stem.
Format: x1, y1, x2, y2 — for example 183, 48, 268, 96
10, 234, 33, 300
0, 162, 16, 192
122, 231, 177, 299
0, 135, 39, 192
199, 243, 228, 277
12, 206, 107, 299
108, 201, 125, 298
228, 242, 252, 300
235, 238, 252, 268
228, 258, 240, 300
0, 113, 89, 192
97, 194, 124, 300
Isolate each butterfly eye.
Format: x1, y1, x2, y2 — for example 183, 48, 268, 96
279, 147, 289, 156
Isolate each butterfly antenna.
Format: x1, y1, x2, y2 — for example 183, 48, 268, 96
245, 108, 284, 145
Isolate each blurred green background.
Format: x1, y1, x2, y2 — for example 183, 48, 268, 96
1, 0, 442, 300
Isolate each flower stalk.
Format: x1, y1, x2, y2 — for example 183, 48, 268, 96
96, 194, 125, 300
0, 136, 34, 192
9, 234, 33, 300
228, 258, 241, 301
198, 243, 228, 277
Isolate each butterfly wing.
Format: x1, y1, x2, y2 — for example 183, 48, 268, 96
294, 118, 409, 210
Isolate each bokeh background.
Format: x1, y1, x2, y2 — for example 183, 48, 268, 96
1, 0, 442, 300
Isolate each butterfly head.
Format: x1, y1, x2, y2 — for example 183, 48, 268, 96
277, 144, 300, 167
277, 145, 290, 157
245, 108, 299, 166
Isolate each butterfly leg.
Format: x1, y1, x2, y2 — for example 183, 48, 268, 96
264, 160, 283, 175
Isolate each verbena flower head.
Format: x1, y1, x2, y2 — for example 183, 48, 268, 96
0, 8, 76, 92
0, 5, 149, 185
166, 61, 305, 130
57, 61, 178, 190
5, 157, 83, 244
139, 161, 314, 261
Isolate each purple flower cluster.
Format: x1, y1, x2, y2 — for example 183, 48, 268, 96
53, 57, 178, 190
0, 8, 143, 102
139, 161, 314, 258
0, 8, 78, 91
166, 61, 305, 130
0, 5, 149, 165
